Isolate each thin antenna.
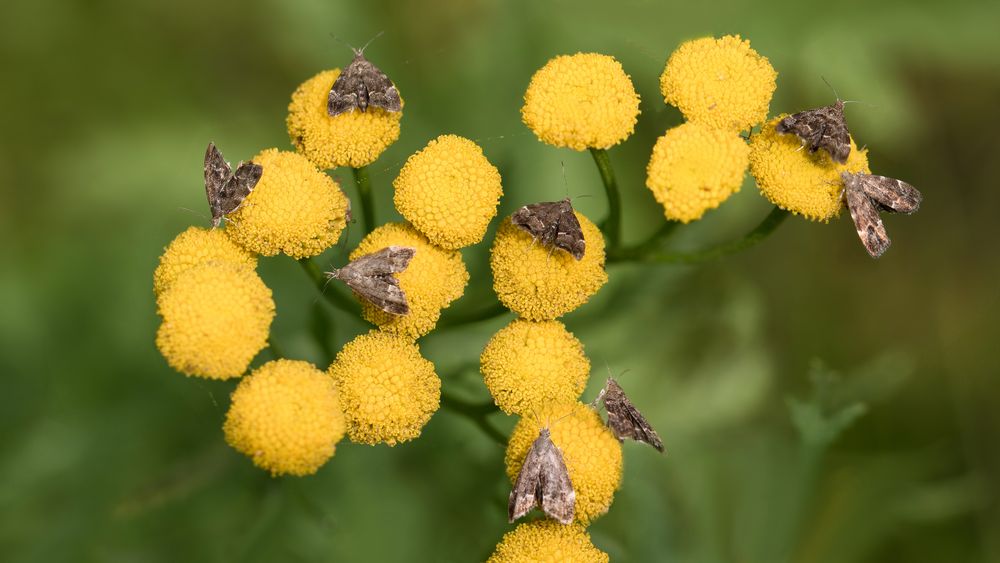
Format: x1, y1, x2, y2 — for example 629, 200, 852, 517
820, 75, 840, 101
359, 30, 385, 54
561, 161, 569, 199
328, 33, 356, 53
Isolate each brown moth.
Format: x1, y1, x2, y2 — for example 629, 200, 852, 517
204, 143, 263, 228
841, 171, 923, 259
775, 100, 851, 164
511, 198, 586, 260
327, 36, 401, 117
593, 378, 664, 453
325, 246, 415, 315
508, 427, 575, 525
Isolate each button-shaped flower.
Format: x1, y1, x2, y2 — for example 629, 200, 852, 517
224, 359, 346, 476
393, 135, 502, 249
488, 520, 608, 563
287, 69, 402, 169
522, 53, 640, 150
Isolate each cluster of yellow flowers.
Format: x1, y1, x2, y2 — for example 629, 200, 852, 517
152, 34, 882, 558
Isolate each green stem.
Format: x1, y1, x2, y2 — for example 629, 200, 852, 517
612, 206, 789, 264
609, 219, 681, 261
352, 166, 376, 235
296, 257, 361, 316
589, 148, 622, 251
438, 300, 510, 328
440, 393, 505, 445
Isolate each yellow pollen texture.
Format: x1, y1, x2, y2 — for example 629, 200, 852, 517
155, 263, 274, 380
660, 35, 777, 132
153, 226, 256, 297
393, 134, 503, 249
522, 52, 640, 150
490, 213, 607, 320
224, 359, 346, 476
646, 121, 750, 223
480, 318, 590, 415
487, 520, 609, 563
351, 223, 469, 339
328, 331, 441, 446
749, 116, 871, 221
506, 402, 623, 524
287, 68, 402, 169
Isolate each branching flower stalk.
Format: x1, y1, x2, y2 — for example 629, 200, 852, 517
150, 33, 902, 560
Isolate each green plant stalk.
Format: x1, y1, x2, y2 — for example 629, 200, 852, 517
440, 393, 505, 446
609, 219, 681, 261
296, 257, 362, 316
589, 148, 622, 251
352, 166, 376, 236
612, 206, 790, 264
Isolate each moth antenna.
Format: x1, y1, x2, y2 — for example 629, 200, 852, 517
551, 405, 575, 429
358, 30, 385, 55
177, 207, 210, 222
328, 33, 358, 54
841, 100, 877, 109
820, 75, 841, 101
560, 161, 569, 199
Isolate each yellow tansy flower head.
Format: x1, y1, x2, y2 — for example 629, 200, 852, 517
480, 319, 590, 415
352, 223, 469, 338
287, 69, 402, 169
491, 213, 607, 320
155, 263, 274, 379
646, 121, 750, 223
487, 521, 609, 563
153, 226, 256, 296
749, 115, 870, 221
661, 35, 777, 132
328, 331, 440, 446
223, 359, 346, 476
225, 149, 349, 258
393, 135, 502, 249
522, 53, 640, 150
506, 402, 623, 524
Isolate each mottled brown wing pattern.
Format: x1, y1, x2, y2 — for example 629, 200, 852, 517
508, 428, 576, 525
843, 176, 891, 259
328, 52, 401, 116
326, 246, 415, 315
511, 198, 585, 260
204, 143, 261, 228
776, 100, 851, 164
853, 173, 922, 214
601, 379, 665, 453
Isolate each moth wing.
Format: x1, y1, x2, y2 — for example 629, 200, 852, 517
204, 143, 232, 220
554, 203, 585, 260
508, 435, 547, 523
346, 246, 416, 277
328, 63, 365, 116
845, 183, 890, 258
217, 161, 262, 215
776, 104, 851, 163
854, 174, 922, 214
511, 204, 550, 240
538, 438, 575, 524
328, 90, 359, 116
343, 275, 410, 316
604, 381, 665, 453
368, 85, 402, 112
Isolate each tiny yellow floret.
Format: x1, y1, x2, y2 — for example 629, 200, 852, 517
522, 53, 640, 150
328, 331, 440, 446
660, 35, 777, 132
287, 69, 402, 169
506, 402, 623, 524
224, 359, 346, 476
351, 223, 469, 338
153, 226, 256, 296
749, 116, 871, 221
393, 135, 503, 249
155, 263, 274, 379
480, 319, 590, 415
491, 213, 607, 320
225, 148, 350, 258
487, 520, 609, 563
646, 122, 750, 223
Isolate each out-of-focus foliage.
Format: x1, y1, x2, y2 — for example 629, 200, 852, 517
1, 0, 999, 561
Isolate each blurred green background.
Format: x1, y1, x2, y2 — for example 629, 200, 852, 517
3, 0, 999, 561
